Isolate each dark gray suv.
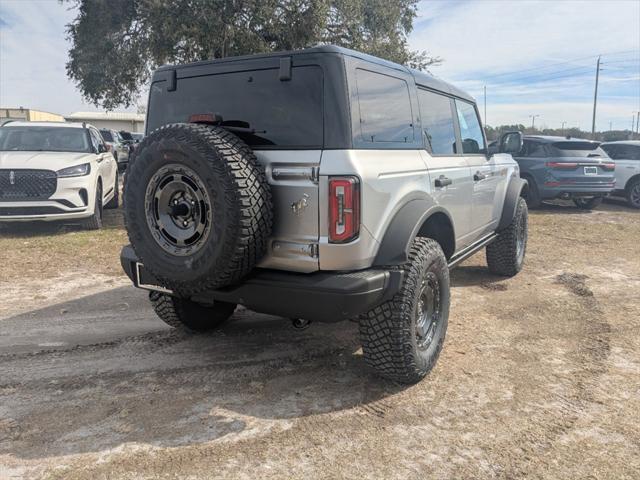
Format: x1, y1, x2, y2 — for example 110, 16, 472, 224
512, 136, 615, 209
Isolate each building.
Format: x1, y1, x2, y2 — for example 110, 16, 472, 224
64, 111, 145, 133
1, 107, 65, 125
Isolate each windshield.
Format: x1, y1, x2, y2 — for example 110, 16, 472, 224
0, 126, 91, 153
100, 130, 114, 142
131, 133, 144, 141
119, 131, 133, 141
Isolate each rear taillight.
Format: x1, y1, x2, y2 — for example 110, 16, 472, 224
546, 162, 578, 169
329, 176, 360, 243
601, 162, 615, 171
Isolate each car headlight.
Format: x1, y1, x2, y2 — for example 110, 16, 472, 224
57, 163, 91, 178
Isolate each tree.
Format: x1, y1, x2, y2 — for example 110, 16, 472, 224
64, 0, 441, 109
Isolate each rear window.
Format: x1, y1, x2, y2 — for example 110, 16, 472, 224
550, 141, 608, 158
355, 69, 414, 143
147, 66, 323, 148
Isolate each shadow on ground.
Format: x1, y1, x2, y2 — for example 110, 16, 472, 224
0, 285, 407, 459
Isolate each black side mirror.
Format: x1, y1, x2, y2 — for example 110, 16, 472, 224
499, 131, 523, 154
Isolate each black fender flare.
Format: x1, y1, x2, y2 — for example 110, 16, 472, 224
498, 176, 528, 231
373, 199, 454, 266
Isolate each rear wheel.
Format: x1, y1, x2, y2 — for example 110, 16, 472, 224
573, 196, 603, 210
359, 238, 450, 384
626, 178, 640, 209
149, 292, 236, 333
82, 183, 103, 230
486, 197, 528, 276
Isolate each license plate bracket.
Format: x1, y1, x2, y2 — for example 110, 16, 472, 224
134, 262, 172, 294
584, 166, 598, 175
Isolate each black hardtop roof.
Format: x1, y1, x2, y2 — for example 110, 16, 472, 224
525, 135, 601, 144
154, 45, 475, 103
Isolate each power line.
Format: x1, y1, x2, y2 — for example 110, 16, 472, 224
474, 49, 640, 82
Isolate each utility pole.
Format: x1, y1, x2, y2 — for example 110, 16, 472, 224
609, 121, 612, 131
529, 114, 540, 131
636, 111, 640, 135
483, 85, 487, 127
633, 114, 636, 136
561, 121, 566, 135
591, 56, 601, 139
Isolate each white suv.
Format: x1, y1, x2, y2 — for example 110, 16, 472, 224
0, 121, 119, 229
601, 141, 640, 208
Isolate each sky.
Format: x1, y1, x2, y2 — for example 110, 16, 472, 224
0, 0, 639, 130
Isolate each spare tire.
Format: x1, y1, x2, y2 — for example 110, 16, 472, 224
124, 123, 272, 295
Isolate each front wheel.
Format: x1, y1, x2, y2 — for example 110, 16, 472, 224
359, 238, 450, 384
81, 184, 103, 230
486, 196, 528, 276
573, 196, 603, 210
149, 292, 236, 333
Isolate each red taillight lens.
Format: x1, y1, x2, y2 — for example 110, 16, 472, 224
601, 162, 615, 171
329, 176, 360, 243
545, 162, 578, 169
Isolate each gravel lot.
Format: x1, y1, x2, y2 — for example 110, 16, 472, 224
1, 200, 639, 479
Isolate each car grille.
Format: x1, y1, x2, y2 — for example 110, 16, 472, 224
0, 206, 66, 216
0, 169, 57, 201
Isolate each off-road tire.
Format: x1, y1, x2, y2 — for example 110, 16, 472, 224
486, 196, 528, 276
625, 177, 640, 209
149, 291, 236, 333
522, 175, 541, 209
573, 196, 603, 210
105, 171, 119, 209
82, 184, 103, 230
124, 123, 273, 295
359, 238, 450, 384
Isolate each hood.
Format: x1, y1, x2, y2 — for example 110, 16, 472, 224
0, 151, 95, 172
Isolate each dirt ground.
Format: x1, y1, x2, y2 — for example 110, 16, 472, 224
0, 200, 639, 479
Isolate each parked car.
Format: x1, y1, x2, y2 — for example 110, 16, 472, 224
0, 121, 119, 229
99, 128, 129, 168
601, 141, 640, 209
119, 131, 144, 160
119, 46, 528, 384
512, 136, 615, 209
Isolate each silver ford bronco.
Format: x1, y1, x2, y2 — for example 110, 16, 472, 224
121, 46, 528, 384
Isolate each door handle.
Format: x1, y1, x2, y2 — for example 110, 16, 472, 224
473, 171, 487, 181
435, 176, 452, 188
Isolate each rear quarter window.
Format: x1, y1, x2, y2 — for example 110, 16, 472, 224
147, 66, 323, 149
355, 69, 414, 143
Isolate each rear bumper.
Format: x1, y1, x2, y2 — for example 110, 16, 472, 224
120, 245, 403, 322
539, 183, 615, 199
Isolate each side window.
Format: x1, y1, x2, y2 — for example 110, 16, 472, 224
528, 142, 547, 158
355, 69, 414, 143
90, 129, 103, 152
602, 145, 618, 159
417, 89, 457, 155
455, 100, 486, 154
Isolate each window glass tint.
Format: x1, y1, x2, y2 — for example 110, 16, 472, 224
100, 130, 114, 142
550, 141, 607, 158
417, 89, 457, 154
356, 69, 414, 143
520, 140, 547, 157
147, 66, 323, 148
0, 127, 91, 153
602, 144, 640, 160
455, 100, 485, 154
